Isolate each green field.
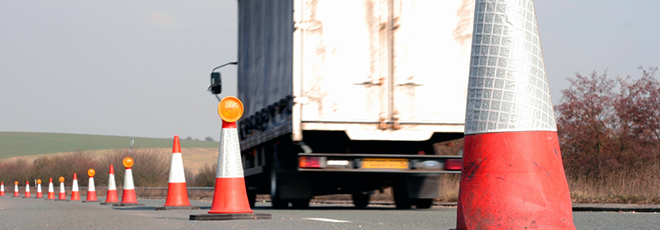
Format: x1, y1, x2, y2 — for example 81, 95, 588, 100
0, 132, 219, 159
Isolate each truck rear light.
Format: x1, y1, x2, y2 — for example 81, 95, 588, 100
445, 159, 463, 171
299, 156, 327, 168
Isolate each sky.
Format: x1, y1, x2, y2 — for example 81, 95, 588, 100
1, 0, 659, 139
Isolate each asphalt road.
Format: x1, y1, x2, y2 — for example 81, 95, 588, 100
1, 196, 659, 230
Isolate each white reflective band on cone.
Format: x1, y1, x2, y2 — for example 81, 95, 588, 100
1, 184, 4, 191
15, 185, 18, 191
88, 178, 95, 191
26, 184, 30, 192
48, 183, 54, 192
108, 174, 117, 190
72, 180, 79, 192
168, 153, 186, 183
465, 0, 556, 135
123, 169, 135, 190
216, 127, 245, 178
59, 183, 65, 193
37, 184, 42, 193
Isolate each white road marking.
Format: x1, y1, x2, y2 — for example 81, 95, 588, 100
303, 218, 351, 223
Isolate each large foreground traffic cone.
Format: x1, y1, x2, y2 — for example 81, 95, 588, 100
23, 181, 31, 198
157, 136, 199, 211
70, 173, 81, 201
116, 157, 144, 206
57, 176, 67, 201
102, 164, 119, 204
12, 181, 19, 197
35, 179, 43, 198
85, 169, 98, 202
190, 97, 271, 220
46, 178, 55, 200
0, 182, 5, 196
456, 0, 575, 229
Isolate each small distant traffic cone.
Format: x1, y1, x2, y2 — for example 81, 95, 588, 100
190, 97, 271, 220
57, 176, 67, 201
35, 179, 43, 198
157, 136, 199, 211
456, 1, 575, 229
114, 157, 144, 206
69, 173, 81, 201
12, 181, 19, 197
46, 178, 55, 200
101, 164, 119, 205
84, 169, 99, 202
23, 181, 31, 198
0, 182, 5, 196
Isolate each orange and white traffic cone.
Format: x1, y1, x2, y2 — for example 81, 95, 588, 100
12, 181, 19, 197
102, 164, 119, 205
57, 176, 67, 201
0, 182, 5, 196
35, 179, 43, 198
70, 173, 81, 201
157, 136, 199, 210
115, 157, 144, 206
84, 169, 98, 202
23, 181, 31, 198
190, 97, 270, 220
46, 178, 55, 200
456, 1, 575, 229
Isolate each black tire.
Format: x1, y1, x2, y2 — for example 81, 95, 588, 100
393, 185, 412, 209
291, 199, 310, 209
352, 193, 370, 208
414, 199, 433, 209
270, 157, 289, 209
247, 190, 257, 208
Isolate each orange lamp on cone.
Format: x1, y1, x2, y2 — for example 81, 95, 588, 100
190, 96, 270, 220
58, 177, 67, 201
13, 181, 19, 197
85, 169, 98, 202
115, 157, 144, 206
35, 179, 43, 198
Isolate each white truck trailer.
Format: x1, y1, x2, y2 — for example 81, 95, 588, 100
233, 0, 473, 209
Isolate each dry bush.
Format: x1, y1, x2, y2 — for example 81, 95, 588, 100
193, 163, 217, 187
0, 159, 34, 185
98, 148, 169, 187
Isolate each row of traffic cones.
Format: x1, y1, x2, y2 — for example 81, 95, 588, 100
1, 103, 268, 221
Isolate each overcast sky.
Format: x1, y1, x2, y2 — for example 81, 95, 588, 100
1, 1, 659, 139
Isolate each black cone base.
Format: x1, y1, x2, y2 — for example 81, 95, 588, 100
156, 206, 201, 211
189, 213, 272, 221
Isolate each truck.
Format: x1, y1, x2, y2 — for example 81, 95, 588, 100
228, 0, 473, 209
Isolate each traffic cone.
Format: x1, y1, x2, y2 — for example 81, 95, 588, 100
46, 178, 55, 200
84, 169, 99, 202
35, 179, 43, 198
115, 157, 144, 206
57, 176, 67, 201
456, 0, 574, 229
0, 182, 5, 196
70, 173, 81, 201
22, 181, 31, 198
190, 97, 270, 220
102, 164, 119, 205
157, 136, 200, 211
12, 181, 19, 197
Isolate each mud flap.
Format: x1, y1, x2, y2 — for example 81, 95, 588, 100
404, 175, 439, 199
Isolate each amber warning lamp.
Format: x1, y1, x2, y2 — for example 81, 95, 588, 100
217, 96, 244, 122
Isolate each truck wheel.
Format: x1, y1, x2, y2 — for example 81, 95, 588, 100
393, 185, 412, 209
247, 191, 256, 208
352, 193, 370, 208
270, 163, 289, 209
291, 199, 310, 209
414, 199, 433, 209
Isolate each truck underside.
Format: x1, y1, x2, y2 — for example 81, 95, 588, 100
241, 130, 463, 209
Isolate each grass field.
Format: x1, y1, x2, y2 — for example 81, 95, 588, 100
0, 132, 219, 159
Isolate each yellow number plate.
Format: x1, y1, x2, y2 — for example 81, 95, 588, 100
362, 158, 409, 169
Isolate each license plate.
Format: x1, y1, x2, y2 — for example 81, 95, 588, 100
362, 158, 409, 169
